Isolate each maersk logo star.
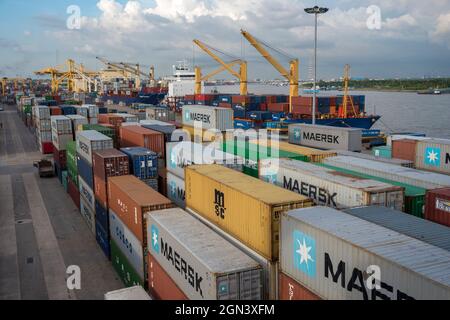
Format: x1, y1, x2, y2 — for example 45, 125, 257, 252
293, 230, 316, 277
425, 147, 440, 166
185, 111, 190, 121
151, 225, 159, 253
294, 129, 301, 140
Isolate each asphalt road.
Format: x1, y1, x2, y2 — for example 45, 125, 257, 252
0, 104, 123, 300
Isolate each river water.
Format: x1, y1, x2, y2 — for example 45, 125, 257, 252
211, 84, 450, 139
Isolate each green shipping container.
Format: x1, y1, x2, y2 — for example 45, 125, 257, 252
319, 163, 426, 218
66, 141, 78, 187
81, 124, 116, 140
372, 146, 392, 159
110, 239, 145, 288
221, 140, 309, 178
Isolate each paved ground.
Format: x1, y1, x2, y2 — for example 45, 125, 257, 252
0, 104, 123, 300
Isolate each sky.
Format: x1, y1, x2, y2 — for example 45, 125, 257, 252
0, 0, 449, 80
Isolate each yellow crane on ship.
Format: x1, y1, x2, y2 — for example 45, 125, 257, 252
193, 39, 248, 96
241, 29, 299, 112
340, 64, 358, 118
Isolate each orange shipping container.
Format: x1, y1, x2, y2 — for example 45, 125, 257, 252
120, 125, 165, 158
148, 254, 188, 300
279, 272, 321, 300
98, 114, 123, 126
94, 176, 108, 209
108, 175, 174, 246
392, 139, 417, 162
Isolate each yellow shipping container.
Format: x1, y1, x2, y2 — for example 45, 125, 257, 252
182, 125, 223, 142
185, 164, 313, 261
250, 139, 337, 162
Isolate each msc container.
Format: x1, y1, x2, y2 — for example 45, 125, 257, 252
76, 130, 114, 164
80, 196, 95, 235
105, 286, 151, 300
182, 105, 234, 131
148, 254, 188, 300
108, 175, 174, 246
167, 172, 186, 208
279, 272, 321, 300
120, 147, 158, 180
289, 124, 362, 152
95, 220, 111, 259
280, 206, 450, 300
185, 165, 313, 261
260, 159, 404, 211
392, 139, 417, 162
51, 132, 73, 151
66, 115, 88, 133
372, 146, 392, 159
120, 126, 165, 158
147, 208, 263, 300
324, 156, 450, 190
415, 138, 450, 174
425, 188, 450, 227
344, 206, 450, 251
77, 154, 93, 188
109, 209, 145, 282
79, 175, 95, 210
110, 239, 145, 288
51, 115, 72, 135
333, 149, 414, 168
167, 141, 244, 179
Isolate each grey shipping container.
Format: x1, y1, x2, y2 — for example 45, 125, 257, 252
167, 172, 186, 208
51, 115, 72, 135
182, 105, 234, 131
35, 106, 50, 119
147, 208, 263, 300
140, 119, 175, 127
280, 206, 450, 300
344, 206, 450, 252
114, 113, 139, 123
146, 106, 171, 122
259, 159, 404, 211
66, 114, 88, 132
186, 208, 278, 300
333, 150, 414, 168
104, 286, 151, 300
415, 138, 450, 175
324, 156, 450, 190
76, 130, 114, 164
289, 124, 362, 152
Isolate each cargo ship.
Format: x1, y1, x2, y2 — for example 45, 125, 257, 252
100, 86, 168, 106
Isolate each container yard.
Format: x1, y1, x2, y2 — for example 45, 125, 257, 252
1, 1, 450, 305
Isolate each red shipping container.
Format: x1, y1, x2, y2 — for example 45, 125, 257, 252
425, 188, 450, 227
108, 175, 174, 247
268, 103, 290, 113
68, 178, 80, 210
148, 254, 188, 300
53, 146, 67, 169
41, 142, 53, 154
119, 126, 165, 158
392, 139, 417, 162
93, 149, 130, 181
292, 105, 313, 116
98, 114, 123, 127
218, 102, 232, 109
279, 272, 321, 300
50, 107, 62, 116
232, 95, 250, 104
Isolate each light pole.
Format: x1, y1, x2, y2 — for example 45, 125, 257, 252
305, 6, 328, 125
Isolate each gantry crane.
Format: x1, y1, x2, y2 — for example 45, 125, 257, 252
241, 29, 299, 112
339, 64, 358, 118
193, 39, 248, 96
1, 77, 28, 95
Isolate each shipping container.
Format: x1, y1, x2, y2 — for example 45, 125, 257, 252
344, 206, 450, 251
415, 138, 450, 175
141, 125, 189, 144
36, 130, 52, 143
289, 124, 362, 152
79, 175, 95, 210
80, 196, 95, 235
75, 106, 89, 118
279, 272, 321, 300
68, 178, 80, 209
425, 188, 450, 227
109, 209, 145, 282
185, 165, 313, 261
93, 149, 129, 182
260, 159, 404, 211
82, 104, 99, 118
115, 113, 139, 123
280, 206, 450, 300
110, 239, 145, 288
392, 139, 417, 162
147, 208, 263, 300
35, 119, 51, 131
104, 286, 151, 300
108, 175, 174, 246
372, 146, 392, 159
333, 150, 414, 168
120, 126, 165, 158
35, 106, 50, 119
182, 105, 234, 131
167, 142, 244, 179
120, 147, 158, 180
140, 119, 175, 127
66, 141, 78, 185
76, 130, 114, 164
95, 220, 111, 259
51, 115, 72, 135
147, 254, 188, 300
53, 147, 67, 170
80, 124, 116, 141
323, 156, 450, 190
66, 114, 88, 134
167, 172, 186, 208
387, 134, 429, 147
51, 132, 73, 152
145, 106, 171, 122
181, 125, 221, 143
95, 199, 108, 233
77, 154, 93, 189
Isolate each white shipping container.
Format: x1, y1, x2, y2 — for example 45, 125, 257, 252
35, 106, 50, 120
260, 159, 404, 211
333, 150, 414, 168
167, 172, 185, 208
51, 133, 73, 151
147, 208, 263, 300
166, 141, 243, 179
324, 156, 450, 190
415, 138, 450, 175
80, 196, 95, 235
36, 119, 51, 131
104, 286, 151, 300
66, 115, 88, 132
280, 207, 450, 300
36, 129, 52, 143
79, 176, 95, 210
140, 119, 174, 127
89, 117, 98, 125
182, 105, 234, 131
82, 104, 99, 118
109, 210, 145, 281
76, 130, 114, 164
387, 135, 430, 147
51, 116, 73, 135
75, 106, 89, 118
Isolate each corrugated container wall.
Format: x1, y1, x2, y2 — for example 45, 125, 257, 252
182, 105, 234, 131
334, 150, 414, 168
415, 138, 450, 174
392, 139, 417, 162
148, 254, 188, 300
76, 130, 114, 164
279, 272, 321, 300
167, 172, 186, 208
120, 126, 165, 158
425, 188, 450, 227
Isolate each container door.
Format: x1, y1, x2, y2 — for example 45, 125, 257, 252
369, 192, 386, 207
217, 274, 238, 300
386, 191, 404, 211
239, 269, 263, 300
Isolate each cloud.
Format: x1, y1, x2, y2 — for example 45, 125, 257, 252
430, 12, 450, 48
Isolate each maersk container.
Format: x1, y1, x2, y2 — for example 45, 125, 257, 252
110, 239, 145, 288
66, 115, 88, 133
167, 172, 186, 208
185, 165, 313, 262
121, 147, 158, 180
344, 206, 450, 252
79, 175, 95, 211
415, 138, 450, 175
332, 150, 414, 168
80, 196, 95, 235
109, 209, 145, 282
182, 105, 234, 131
51, 115, 72, 135
324, 156, 450, 190
104, 286, 151, 300
147, 208, 263, 300
260, 159, 404, 211
167, 141, 244, 179
95, 220, 111, 259
289, 124, 362, 152
76, 130, 114, 165
77, 154, 93, 188
280, 206, 450, 300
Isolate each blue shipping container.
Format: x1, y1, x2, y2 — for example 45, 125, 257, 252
98, 107, 108, 114
95, 220, 111, 260
77, 154, 93, 189
121, 147, 158, 179
246, 111, 273, 121
95, 199, 109, 233
362, 129, 381, 138
60, 106, 77, 115
234, 119, 255, 130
